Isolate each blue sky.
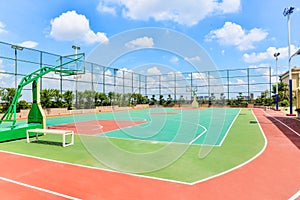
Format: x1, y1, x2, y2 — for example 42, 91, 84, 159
0, 0, 300, 93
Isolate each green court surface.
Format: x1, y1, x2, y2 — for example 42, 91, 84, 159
0, 108, 265, 183
100, 108, 240, 145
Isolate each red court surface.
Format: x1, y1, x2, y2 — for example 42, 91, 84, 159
0, 108, 299, 199
48, 120, 146, 135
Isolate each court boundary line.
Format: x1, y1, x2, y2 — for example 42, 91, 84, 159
188, 124, 207, 144
96, 118, 209, 146
0, 109, 267, 187
0, 176, 81, 200
217, 108, 241, 146
0, 150, 193, 186
190, 109, 267, 185
96, 109, 239, 146
170, 118, 207, 145
289, 190, 300, 200
263, 111, 300, 136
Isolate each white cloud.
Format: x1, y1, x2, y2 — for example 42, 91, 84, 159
50, 10, 108, 44
221, 50, 225, 56
191, 72, 207, 79
168, 71, 183, 78
0, 60, 10, 79
19, 41, 38, 48
97, 2, 116, 15
243, 45, 297, 63
170, 56, 179, 64
147, 66, 161, 75
237, 79, 246, 84
218, 0, 241, 13
184, 56, 201, 63
125, 36, 154, 49
97, 0, 240, 26
0, 21, 7, 34
248, 63, 276, 83
206, 22, 268, 50
229, 78, 246, 85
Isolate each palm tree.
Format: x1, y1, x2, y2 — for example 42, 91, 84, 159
63, 90, 74, 109
41, 89, 52, 108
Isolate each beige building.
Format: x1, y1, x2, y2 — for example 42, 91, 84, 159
280, 67, 300, 110
279, 67, 300, 91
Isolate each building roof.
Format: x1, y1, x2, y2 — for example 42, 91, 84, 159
279, 67, 300, 80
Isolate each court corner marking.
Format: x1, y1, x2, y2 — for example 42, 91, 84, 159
190, 108, 268, 185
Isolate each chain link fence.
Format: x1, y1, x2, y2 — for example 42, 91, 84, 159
0, 41, 275, 104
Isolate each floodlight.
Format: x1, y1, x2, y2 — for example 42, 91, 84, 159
72, 45, 80, 50
11, 45, 23, 51
283, 6, 295, 115
273, 52, 280, 58
292, 49, 300, 57
283, 7, 294, 16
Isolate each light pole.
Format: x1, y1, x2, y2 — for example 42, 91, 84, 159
11, 45, 24, 90
283, 6, 294, 115
274, 52, 280, 111
72, 45, 80, 108
72, 45, 80, 55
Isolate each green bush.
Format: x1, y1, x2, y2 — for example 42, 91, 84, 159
17, 100, 30, 110
279, 99, 289, 107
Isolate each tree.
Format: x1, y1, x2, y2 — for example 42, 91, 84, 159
107, 91, 116, 105
209, 93, 216, 105
17, 100, 30, 111
159, 95, 165, 105
255, 90, 273, 106
51, 89, 63, 108
77, 91, 85, 109
142, 95, 150, 104
62, 90, 74, 110
1, 88, 16, 105
220, 93, 226, 105
130, 93, 137, 106
41, 89, 52, 108
84, 90, 96, 108
95, 92, 108, 106
236, 92, 244, 105
272, 82, 289, 103
178, 95, 185, 106
164, 94, 174, 106
150, 95, 157, 105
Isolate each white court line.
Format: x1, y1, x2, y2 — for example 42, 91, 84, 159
190, 109, 268, 185
263, 111, 300, 136
0, 176, 81, 200
0, 150, 192, 186
289, 190, 300, 200
165, 118, 208, 145
0, 109, 266, 188
217, 108, 241, 146
0, 110, 267, 188
189, 125, 207, 144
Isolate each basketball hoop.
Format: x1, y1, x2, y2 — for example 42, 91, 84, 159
74, 75, 82, 80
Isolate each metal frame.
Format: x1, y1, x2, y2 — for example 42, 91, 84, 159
0, 41, 275, 109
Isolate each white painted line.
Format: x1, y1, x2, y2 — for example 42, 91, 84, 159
263, 111, 300, 136
169, 118, 207, 145
0, 150, 192, 186
289, 190, 300, 200
0, 109, 267, 187
189, 125, 207, 144
218, 108, 241, 146
190, 109, 268, 185
0, 176, 81, 200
